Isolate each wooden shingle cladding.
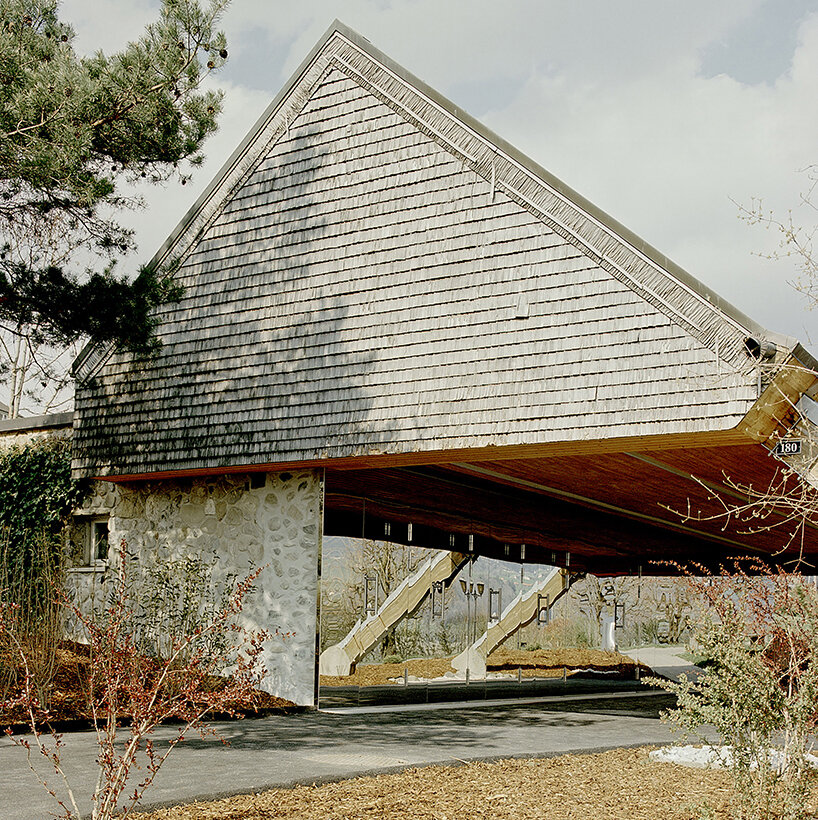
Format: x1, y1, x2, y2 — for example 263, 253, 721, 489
73, 25, 774, 479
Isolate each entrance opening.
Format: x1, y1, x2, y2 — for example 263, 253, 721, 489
316, 536, 680, 708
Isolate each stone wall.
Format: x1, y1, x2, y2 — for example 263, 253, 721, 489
69, 469, 323, 706
0, 417, 72, 451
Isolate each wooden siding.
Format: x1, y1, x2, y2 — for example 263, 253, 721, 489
73, 35, 761, 478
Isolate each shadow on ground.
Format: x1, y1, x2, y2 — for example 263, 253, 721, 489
175, 693, 676, 753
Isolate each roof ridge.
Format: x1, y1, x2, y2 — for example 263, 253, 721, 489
73, 20, 776, 381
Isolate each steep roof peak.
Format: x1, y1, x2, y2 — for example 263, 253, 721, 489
75, 20, 783, 380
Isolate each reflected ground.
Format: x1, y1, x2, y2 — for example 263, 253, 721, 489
318, 536, 692, 708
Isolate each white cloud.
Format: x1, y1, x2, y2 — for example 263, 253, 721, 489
59, 0, 158, 54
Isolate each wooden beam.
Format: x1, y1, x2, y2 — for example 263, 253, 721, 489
738, 357, 818, 445
324, 466, 768, 572
94, 427, 754, 483
448, 461, 756, 552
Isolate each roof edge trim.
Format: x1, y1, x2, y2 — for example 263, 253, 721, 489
326, 25, 768, 341
74, 428, 754, 483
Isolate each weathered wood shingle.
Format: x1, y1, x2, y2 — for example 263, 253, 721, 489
72, 26, 764, 478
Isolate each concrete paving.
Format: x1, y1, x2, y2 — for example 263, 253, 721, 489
0, 691, 712, 819
621, 646, 703, 683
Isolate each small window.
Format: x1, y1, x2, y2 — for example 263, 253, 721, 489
91, 519, 110, 563
69, 516, 110, 569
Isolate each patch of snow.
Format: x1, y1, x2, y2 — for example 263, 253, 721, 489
570, 668, 621, 675
651, 745, 818, 772
387, 672, 519, 684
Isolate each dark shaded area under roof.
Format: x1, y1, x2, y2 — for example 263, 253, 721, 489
324, 441, 816, 575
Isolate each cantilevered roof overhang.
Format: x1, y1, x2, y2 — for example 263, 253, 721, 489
322, 342, 818, 573
71, 22, 818, 573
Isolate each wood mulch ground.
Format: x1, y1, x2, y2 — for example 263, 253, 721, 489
1, 643, 296, 730
320, 647, 647, 687
135, 746, 816, 819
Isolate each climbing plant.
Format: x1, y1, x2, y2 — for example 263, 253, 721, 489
0, 436, 85, 548
0, 435, 86, 707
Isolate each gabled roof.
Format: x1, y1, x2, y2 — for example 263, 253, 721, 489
74, 21, 785, 382
71, 22, 812, 479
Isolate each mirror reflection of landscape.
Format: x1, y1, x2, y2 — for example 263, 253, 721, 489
318, 536, 695, 706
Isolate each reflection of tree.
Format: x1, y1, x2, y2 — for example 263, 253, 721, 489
348, 539, 424, 657
556, 574, 695, 648
435, 621, 456, 656
575, 575, 639, 644
319, 574, 359, 651
643, 580, 692, 644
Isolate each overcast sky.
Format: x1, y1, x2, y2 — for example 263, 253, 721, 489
61, 0, 818, 343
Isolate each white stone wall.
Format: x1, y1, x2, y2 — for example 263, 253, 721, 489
69, 469, 323, 706
0, 424, 71, 451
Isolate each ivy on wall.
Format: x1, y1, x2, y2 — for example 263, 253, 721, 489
0, 437, 86, 543
0, 436, 88, 601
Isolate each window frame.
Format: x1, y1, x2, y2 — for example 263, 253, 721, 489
68, 514, 111, 571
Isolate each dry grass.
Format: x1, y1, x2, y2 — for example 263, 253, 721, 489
320, 656, 457, 687
134, 746, 792, 819
320, 647, 646, 687
488, 646, 645, 677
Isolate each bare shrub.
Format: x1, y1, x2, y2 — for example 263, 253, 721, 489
0, 530, 64, 709
1, 538, 272, 820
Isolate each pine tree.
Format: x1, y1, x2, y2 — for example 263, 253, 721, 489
0, 0, 230, 415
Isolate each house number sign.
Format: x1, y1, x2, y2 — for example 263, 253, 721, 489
775, 440, 802, 456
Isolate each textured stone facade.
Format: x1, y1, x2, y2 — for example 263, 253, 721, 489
69, 469, 323, 706
0, 418, 72, 451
